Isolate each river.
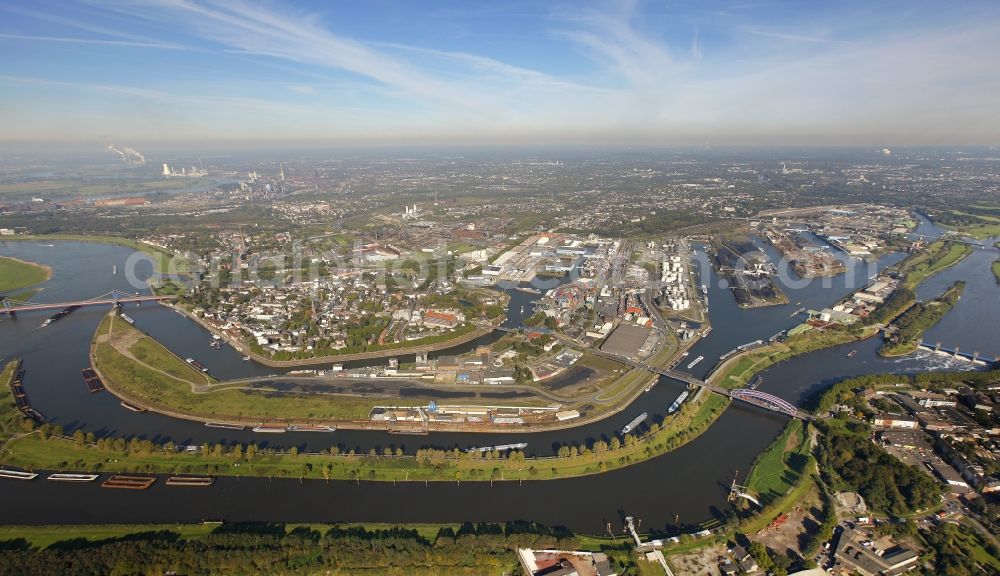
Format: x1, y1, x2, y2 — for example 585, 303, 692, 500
0, 219, 995, 532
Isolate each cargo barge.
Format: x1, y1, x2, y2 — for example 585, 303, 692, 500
465, 442, 528, 453
667, 390, 690, 414
47, 473, 99, 482
619, 412, 648, 435
120, 400, 146, 412
166, 476, 215, 487
185, 358, 209, 372
205, 422, 245, 430
0, 469, 39, 480
81, 368, 105, 393
102, 475, 156, 490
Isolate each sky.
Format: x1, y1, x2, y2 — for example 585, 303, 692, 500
1, 0, 999, 146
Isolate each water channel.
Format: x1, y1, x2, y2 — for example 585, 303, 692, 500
0, 217, 995, 532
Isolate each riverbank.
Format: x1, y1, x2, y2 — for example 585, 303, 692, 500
993, 259, 1000, 283
1, 379, 727, 483
0, 256, 51, 294
3, 235, 185, 276
900, 240, 973, 290
879, 281, 965, 357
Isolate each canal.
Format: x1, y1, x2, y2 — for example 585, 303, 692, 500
0, 220, 995, 532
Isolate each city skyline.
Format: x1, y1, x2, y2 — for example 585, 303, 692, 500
2, 0, 999, 145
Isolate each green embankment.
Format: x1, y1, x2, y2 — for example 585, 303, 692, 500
744, 420, 811, 503
0, 315, 735, 482
1, 383, 728, 483
93, 315, 398, 421
0, 256, 50, 294
0, 360, 32, 439
993, 259, 1000, 283
940, 210, 1000, 239
879, 281, 965, 357
900, 240, 972, 290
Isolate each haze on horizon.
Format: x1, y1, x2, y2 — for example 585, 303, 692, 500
1, 0, 999, 147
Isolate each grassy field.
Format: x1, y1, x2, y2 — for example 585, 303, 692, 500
940, 210, 1000, 239
993, 259, 1000, 283
7, 235, 185, 275
0, 523, 219, 549
745, 420, 810, 503
93, 314, 411, 421
900, 241, 973, 290
0, 256, 50, 294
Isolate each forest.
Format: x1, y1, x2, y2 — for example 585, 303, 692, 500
814, 420, 941, 516
0, 522, 580, 576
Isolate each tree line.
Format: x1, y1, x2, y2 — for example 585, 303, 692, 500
0, 522, 580, 576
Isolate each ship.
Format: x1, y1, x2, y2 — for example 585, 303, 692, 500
0, 469, 39, 480
686, 355, 704, 369
668, 391, 690, 414
465, 442, 528, 453
205, 422, 245, 430
119, 314, 135, 325
185, 358, 209, 372
165, 476, 215, 487
242, 356, 251, 361
701, 284, 708, 295
47, 473, 99, 482
121, 400, 146, 412
251, 425, 287, 433
287, 425, 337, 432
846, 349, 858, 358
515, 286, 542, 295
620, 412, 648, 435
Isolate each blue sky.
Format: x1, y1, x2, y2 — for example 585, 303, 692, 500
1, 0, 998, 145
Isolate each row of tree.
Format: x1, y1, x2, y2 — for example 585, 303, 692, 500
0, 522, 580, 576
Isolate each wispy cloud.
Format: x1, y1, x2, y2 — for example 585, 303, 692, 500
740, 27, 852, 44
0, 32, 186, 50
3, 0, 999, 144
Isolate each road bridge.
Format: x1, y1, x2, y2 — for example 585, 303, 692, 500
1, 290, 174, 315
584, 346, 811, 420
490, 326, 812, 419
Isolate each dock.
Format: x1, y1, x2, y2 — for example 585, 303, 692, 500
81, 368, 105, 393
101, 475, 156, 489
166, 476, 215, 487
